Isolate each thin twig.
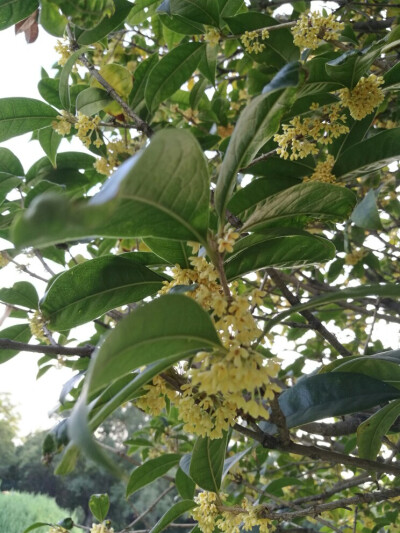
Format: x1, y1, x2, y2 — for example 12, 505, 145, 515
0, 339, 94, 357
33, 249, 56, 276
121, 485, 174, 530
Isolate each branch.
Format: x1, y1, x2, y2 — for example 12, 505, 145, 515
0, 339, 94, 357
66, 27, 153, 138
121, 485, 174, 531
266, 268, 352, 357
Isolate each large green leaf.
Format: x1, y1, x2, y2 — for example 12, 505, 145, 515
189, 433, 228, 492
214, 62, 300, 220
126, 454, 181, 496
224, 231, 335, 280
0, 0, 38, 30
0, 281, 38, 309
87, 294, 223, 394
0, 324, 32, 364
351, 189, 382, 230
39, 0, 67, 37
0, 98, 57, 142
241, 182, 356, 233
12, 129, 210, 248
52, 0, 115, 29
265, 283, 400, 333
357, 400, 400, 461
77, 0, 133, 44
149, 500, 196, 533
129, 53, 159, 113
333, 128, 400, 180
145, 42, 204, 113
276, 373, 400, 430
88, 493, 110, 522
40, 253, 166, 331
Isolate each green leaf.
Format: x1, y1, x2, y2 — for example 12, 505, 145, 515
87, 294, 223, 394
227, 175, 301, 220
0, 0, 38, 30
0, 324, 32, 364
145, 42, 204, 113
0, 173, 22, 204
351, 189, 382, 230
276, 373, 400, 429
323, 357, 400, 390
76, 87, 113, 116
222, 447, 251, 480
333, 128, 400, 180
143, 237, 192, 268
39, 0, 67, 36
241, 182, 356, 233
126, 454, 181, 496
40, 253, 166, 331
158, 12, 204, 35
158, 0, 220, 26
59, 47, 88, 111
0, 98, 58, 142
149, 500, 196, 533
189, 433, 228, 492
224, 230, 335, 280
26, 151, 97, 182
0, 281, 38, 309
12, 129, 210, 247
0, 147, 24, 175
325, 44, 383, 89
357, 400, 400, 461
214, 63, 300, 220
175, 467, 196, 500
198, 44, 217, 85
54, 443, 80, 475
38, 127, 62, 167
52, 0, 115, 29
89, 493, 110, 522
38, 78, 62, 109
265, 283, 400, 333
57, 518, 74, 530
129, 53, 159, 113
77, 0, 133, 44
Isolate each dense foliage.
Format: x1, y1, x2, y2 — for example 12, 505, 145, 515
1, 0, 400, 531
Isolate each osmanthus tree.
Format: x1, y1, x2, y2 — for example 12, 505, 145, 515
1, 0, 400, 531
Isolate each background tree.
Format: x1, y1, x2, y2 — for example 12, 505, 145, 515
0, 0, 400, 532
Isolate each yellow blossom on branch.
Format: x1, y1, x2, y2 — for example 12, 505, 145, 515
217, 226, 240, 253
241, 29, 269, 54
338, 74, 385, 120
292, 11, 344, 50
305, 154, 337, 184
54, 39, 71, 66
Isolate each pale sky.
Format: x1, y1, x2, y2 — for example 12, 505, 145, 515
0, 26, 77, 437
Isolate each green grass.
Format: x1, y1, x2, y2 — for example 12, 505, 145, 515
0, 491, 78, 533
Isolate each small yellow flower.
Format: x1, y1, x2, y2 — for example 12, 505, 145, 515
241, 29, 269, 54
305, 154, 337, 184
54, 39, 71, 66
217, 227, 240, 253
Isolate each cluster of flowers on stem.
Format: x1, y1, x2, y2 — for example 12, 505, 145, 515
241, 29, 270, 54
191, 491, 272, 533
291, 11, 344, 50
136, 235, 280, 439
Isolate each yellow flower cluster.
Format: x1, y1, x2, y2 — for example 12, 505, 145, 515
75, 112, 102, 148
94, 139, 139, 176
192, 492, 273, 533
29, 311, 50, 345
90, 524, 114, 533
274, 103, 348, 160
0, 251, 10, 267
217, 226, 240, 253
338, 74, 385, 120
146, 243, 280, 438
52, 110, 73, 136
305, 154, 337, 184
48, 528, 68, 533
241, 29, 269, 54
135, 375, 176, 415
52, 111, 102, 148
54, 40, 71, 66
345, 248, 367, 265
292, 11, 344, 50
205, 27, 221, 47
